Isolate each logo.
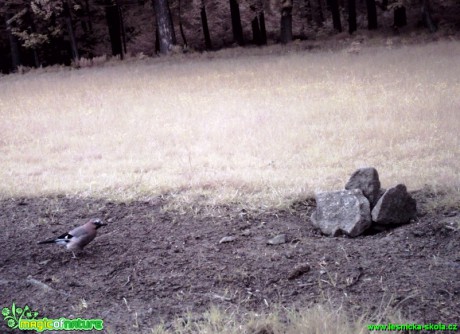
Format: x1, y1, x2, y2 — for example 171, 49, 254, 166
2, 303, 104, 332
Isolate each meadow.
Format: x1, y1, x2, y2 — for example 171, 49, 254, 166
1, 41, 459, 210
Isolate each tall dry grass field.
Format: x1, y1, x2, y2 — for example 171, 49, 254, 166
1, 41, 459, 208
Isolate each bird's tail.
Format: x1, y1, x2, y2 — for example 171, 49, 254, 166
37, 239, 57, 245
38, 238, 70, 246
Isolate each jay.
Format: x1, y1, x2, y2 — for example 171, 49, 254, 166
38, 218, 107, 258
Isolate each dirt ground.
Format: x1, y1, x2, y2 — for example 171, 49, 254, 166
1, 188, 459, 333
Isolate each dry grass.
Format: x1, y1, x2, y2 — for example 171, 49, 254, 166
148, 301, 410, 334
0, 41, 459, 209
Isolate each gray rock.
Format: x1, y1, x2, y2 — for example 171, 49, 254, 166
371, 184, 417, 225
376, 187, 386, 203
267, 234, 287, 245
311, 189, 371, 237
345, 167, 381, 208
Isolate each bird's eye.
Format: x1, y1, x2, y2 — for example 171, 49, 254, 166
93, 218, 103, 225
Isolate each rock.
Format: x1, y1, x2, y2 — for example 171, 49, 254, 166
311, 189, 371, 237
241, 229, 251, 236
219, 236, 236, 244
267, 234, 286, 245
288, 263, 311, 280
284, 251, 294, 259
376, 187, 386, 203
345, 167, 381, 208
371, 184, 417, 225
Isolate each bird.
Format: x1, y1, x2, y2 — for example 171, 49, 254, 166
38, 218, 107, 258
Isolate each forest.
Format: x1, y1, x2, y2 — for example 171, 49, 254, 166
0, 0, 448, 73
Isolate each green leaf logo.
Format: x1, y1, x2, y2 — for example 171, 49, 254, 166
2, 303, 39, 329
1, 308, 10, 317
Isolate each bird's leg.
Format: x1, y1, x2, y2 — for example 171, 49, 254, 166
71, 251, 78, 259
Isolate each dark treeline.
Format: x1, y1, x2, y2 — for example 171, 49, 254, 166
0, 0, 439, 73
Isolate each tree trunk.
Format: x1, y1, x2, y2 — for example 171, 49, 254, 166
280, 0, 293, 44
348, 0, 356, 34
310, 0, 324, 27
178, 0, 188, 48
330, 0, 342, 32
366, 0, 378, 29
84, 0, 93, 33
153, 0, 176, 54
32, 50, 40, 68
24, 7, 40, 67
229, 0, 244, 45
305, 0, 313, 24
5, 14, 21, 71
259, 11, 267, 45
314, 0, 325, 26
250, 5, 262, 45
119, 5, 127, 54
251, 16, 262, 45
421, 0, 437, 32
394, 6, 406, 27
64, 0, 79, 62
155, 24, 160, 53
105, 1, 123, 58
201, 3, 212, 50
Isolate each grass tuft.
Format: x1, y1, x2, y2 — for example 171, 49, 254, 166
149, 302, 411, 334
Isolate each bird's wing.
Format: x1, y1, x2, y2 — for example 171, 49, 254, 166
38, 232, 73, 244
68, 225, 91, 238
66, 224, 97, 250
56, 232, 72, 239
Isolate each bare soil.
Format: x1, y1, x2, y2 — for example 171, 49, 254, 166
1, 189, 459, 333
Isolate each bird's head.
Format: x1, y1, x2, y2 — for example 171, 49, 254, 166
90, 218, 107, 229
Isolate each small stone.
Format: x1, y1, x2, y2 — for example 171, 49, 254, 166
411, 230, 425, 237
270, 253, 282, 261
284, 251, 294, 259
241, 229, 251, 236
267, 234, 287, 245
219, 236, 236, 244
288, 263, 311, 280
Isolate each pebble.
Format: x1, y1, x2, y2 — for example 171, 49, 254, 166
267, 234, 286, 245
